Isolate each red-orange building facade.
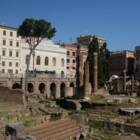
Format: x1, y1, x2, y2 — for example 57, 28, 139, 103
65, 44, 88, 77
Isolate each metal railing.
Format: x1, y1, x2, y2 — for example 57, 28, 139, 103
0, 73, 76, 80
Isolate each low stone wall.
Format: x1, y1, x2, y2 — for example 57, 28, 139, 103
80, 101, 117, 111
90, 119, 140, 136
0, 86, 24, 104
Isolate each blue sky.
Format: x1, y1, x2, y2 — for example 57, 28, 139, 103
0, 0, 140, 51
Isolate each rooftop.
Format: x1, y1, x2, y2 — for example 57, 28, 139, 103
0, 24, 17, 31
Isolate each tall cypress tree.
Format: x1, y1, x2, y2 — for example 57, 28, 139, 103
99, 42, 110, 84
87, 36, 110, 87
87, 36, 99, 88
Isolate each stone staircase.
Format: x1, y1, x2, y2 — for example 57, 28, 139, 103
27, 118, 83, 140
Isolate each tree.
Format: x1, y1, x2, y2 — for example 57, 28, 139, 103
98, 42, 110, 84
87, 36, 110, 87
18, 18, 56, 75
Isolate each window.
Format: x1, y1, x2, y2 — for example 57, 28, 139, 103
16, 41, 19, 47
8, 69, 13, 74
3, 40, 6, 45
9, 40, 13, 46
67, 59, 70, 63
2, 50, 6, 56
16, 51, 19, 57
16, 62, 19, 67
9, 51, 12, 57
2, 61, 5, 66
15, 70, 18, 74
9, 62, 12, 67
72, 52, 76, 56
2, 69, 5, 73
36, 56, 41, 65
52, 57, 56, 66
3, 30, 6, 35
45, 57, 49, 65
67, 51, 70, 55
10, 32, 13, 36
61, 58, 64, 66
72, 59, 76, 63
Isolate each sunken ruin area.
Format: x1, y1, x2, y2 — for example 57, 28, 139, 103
1, 92, 140, 140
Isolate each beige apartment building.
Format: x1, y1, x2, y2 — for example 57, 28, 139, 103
0, 25, 67, 77
0, 25, 21, 75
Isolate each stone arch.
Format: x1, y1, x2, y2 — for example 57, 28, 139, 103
27, 83, 34, 93
50, 83, 56, 98
70, 82, 74, 87
12, 83, 21, 89
60, 82, 66, 98
79, 134, 85, 140
39, 83, 45, 94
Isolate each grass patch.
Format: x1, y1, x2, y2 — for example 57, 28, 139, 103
89, 120, 118, 140
90, 95, 107, 103
23, 119, 35, 128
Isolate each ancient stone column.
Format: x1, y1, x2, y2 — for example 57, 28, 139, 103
131, 76, 134, 95
79, 54, 84, 87
85, 61, 89, 84
84, 60, 91, 96
123, 70, 126, 93
93, 52, 98, 92
76, 45, 80, 91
